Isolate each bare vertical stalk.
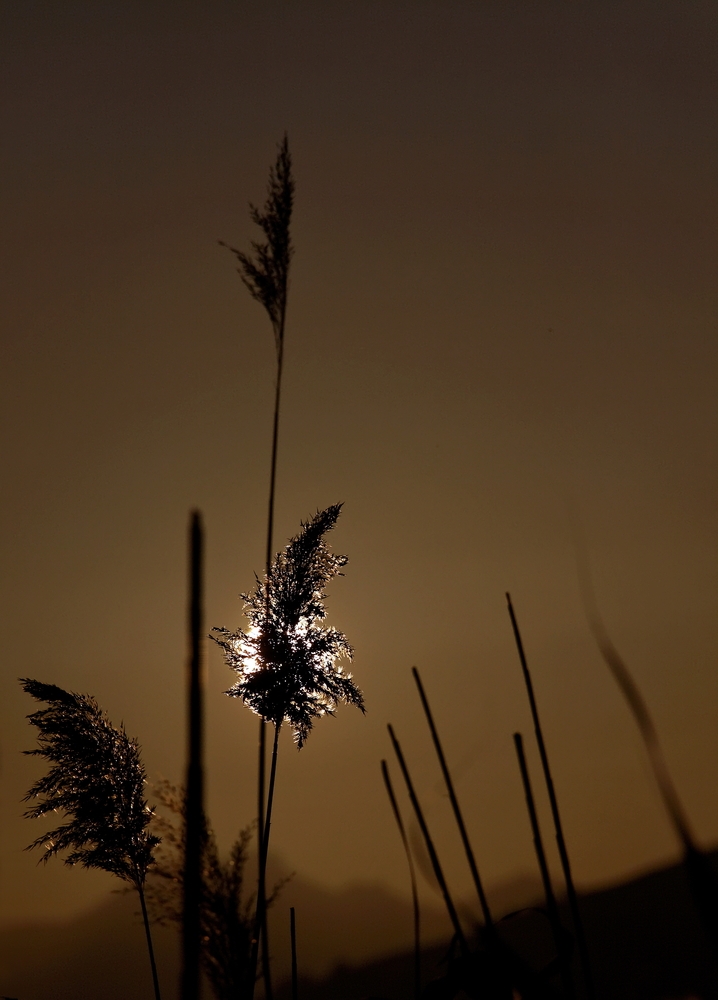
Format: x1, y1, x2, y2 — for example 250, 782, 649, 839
514, 733, 575, 999
506, 593, 595, 1000
182, 512, 204, 1000
222, 135, 293, 1000
387, 724, 468, 954
290, 907, 298, 1000
139, 882, 163, 1000
381, 760, 421, 1000
412, 667, 494, 930
252, 722, 282, 1000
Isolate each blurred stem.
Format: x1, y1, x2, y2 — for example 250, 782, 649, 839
387, 724, 468, 955
182, 512, 204, 1000
507, 593, 595, 1000
412, 667, 494, 931
381, 760, 421, 1000
514, 733, 575, 1000
138, 882, 162, 1000
290, 906, 298, 1000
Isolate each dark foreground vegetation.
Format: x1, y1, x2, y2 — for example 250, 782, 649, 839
1, 853, 717, 999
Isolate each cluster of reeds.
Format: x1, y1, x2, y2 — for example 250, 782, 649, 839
19, 138, 364, 1000
380, 588, 718, 999
18, 136, 718, 1000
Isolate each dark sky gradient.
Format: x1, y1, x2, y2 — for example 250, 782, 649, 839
1, 1, 716, 934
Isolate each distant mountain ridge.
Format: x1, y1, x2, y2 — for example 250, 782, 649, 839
1, 853, 716, 999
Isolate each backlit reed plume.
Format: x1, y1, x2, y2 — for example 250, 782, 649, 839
212, 503, 363, 995
219, 133, 293, 999
20, 678, 162, 1000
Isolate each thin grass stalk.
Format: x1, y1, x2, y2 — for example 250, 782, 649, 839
506, 593, 595, 1000
381, 760, 421, 1000
514, 733, 575, 999
139, 882, 163, 1000
387, 724, 468, 954
249, 722, 282, 1000
576, 570, 718, 960
256, 249, 287, 1000
182, 512, 204, 1000
411, 667, 494, 930
290, 907, 298, 1000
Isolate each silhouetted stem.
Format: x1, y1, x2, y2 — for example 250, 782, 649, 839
250, 722, 281, 999
182, 512, 204, 1000
575, 573, 718, 964
507, 593, 595, 1000
256, 225, 288, 1000
290, 906, 298, 1000
412, 667, 494, 930
387, 724, 467, 954
514, 733, 575, 999
382, 760, 421, 1000
138, 882, 162, 1000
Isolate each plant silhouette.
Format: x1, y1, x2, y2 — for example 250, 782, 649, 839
213, 503, 363, 747
213, 504, 363, 995
20, 678, 162, 1000
220, 133, 293, 999
146, 780, 287, 1000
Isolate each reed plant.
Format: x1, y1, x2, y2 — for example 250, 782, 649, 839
220, 133, 293, 999
213, 503, 364, 996
146, 779, 281, 1000
20, 678, 162, 1000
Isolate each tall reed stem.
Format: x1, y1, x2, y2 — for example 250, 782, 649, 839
506, 593, 595, 1000
182, 512, 204, 1000
381, 760, 421, 1000
412, 667, 494, 930
138, 882, 163, 1000
514, 733, 575, 999
387, 724, 468, 954
290, 907, 298, 1000
254, 328, 285, 1000
577, 572, 718, 961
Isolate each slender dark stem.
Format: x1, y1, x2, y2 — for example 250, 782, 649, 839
255, 718, 267, 993
290, 907, 298, 1000
514, 733, 575, 999
182, 512, 204, 1000
381, 760, 421, 1000
575, 570, 718, 964
251, 722, 281, 1000
138, 882, 163, 1000
506, 593, 595, 1000
255, 275, 287, 1000
387, 724, 467, 954
412, 667, 494, 930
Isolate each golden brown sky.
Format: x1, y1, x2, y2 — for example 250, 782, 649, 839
1, 0, 716, 935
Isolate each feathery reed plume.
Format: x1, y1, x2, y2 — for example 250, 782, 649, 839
20, 678, 162, 1000
182, 511, 204, 1000
290, 907, 298, 1000
213, 504, 362, 745
146, 780, 265, 1000
213, 504, 363, 995
381, 760, 421, 1000
220, 134, 294, 998
506, 593, 595, 1000
386, 724, 467, 954
412, 667, 494, 931
513, 733, 575, 999
577, 568, 718, 959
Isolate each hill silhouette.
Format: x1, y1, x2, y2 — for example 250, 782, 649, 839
1, 853, 716, 999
